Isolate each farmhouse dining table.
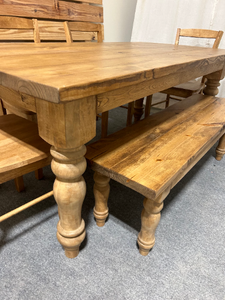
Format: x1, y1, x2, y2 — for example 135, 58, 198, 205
0, 42, 225, 258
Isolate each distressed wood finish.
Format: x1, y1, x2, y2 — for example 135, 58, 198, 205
86, 94, 225, 255
0, 43, 225, 104
1, 42, 225, 257
0, 1, 103, 23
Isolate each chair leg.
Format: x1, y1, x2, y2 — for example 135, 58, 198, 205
14, 176, 25, 192
165, 94, 170, 108
134, 98, 144, 123
101, 111, 109, 138
35, 168, 44, 180
126, 102, 134, 126
145, 95, 153, 117
93, 171, 110, 227
216, 134, 225, 161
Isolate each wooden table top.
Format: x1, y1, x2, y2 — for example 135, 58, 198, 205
0, 42, 225, 103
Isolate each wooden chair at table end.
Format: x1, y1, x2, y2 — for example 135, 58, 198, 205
63, 20, 134, 138
142, 28, 224, 117
0, 114, 52, 223
63, 20, 110, 138
0, 15, 43, 191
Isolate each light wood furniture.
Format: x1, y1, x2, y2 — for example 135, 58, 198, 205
0, 15, 39, 121
160, 28, 224, 107
0, 1, 104, 190
0, 15, 42, 191
133, 28, 224, 123
0, 0, 103, 258
0, 39, 225, 258
64, 21, 103, 43
63, 19, 109, 137
0, 114, 52, 222
86, 94, 225, 255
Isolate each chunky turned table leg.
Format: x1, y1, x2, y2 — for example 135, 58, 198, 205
93, 172, 110, 227
203, 78, 220, 96
134, 98, 144, 123
51, 145, 87, 258
216, 134, 225, 161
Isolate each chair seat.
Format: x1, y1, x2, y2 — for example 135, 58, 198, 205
174, 77, 202, 92
0, 114, 51, 183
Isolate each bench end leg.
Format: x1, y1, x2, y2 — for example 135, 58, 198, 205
216, 134, 225, 161
137, 190, 169, 256
93, 171, 110, 227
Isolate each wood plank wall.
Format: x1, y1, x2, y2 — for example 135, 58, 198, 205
0, 0, 103, 23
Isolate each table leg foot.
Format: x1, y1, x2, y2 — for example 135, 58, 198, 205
51, 145, 87, 258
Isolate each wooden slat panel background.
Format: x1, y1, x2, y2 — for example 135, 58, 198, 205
37, 20, 97, 41
0, 15, 34, 28
64, 0, 102, 4
71, 31, 96, 41
0, 0, 103, 23
0, 28, 34, 40
38, 20, 66, 41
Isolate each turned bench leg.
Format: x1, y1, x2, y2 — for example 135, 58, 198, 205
216, 134, 225, 161
138, 189, 170, 256
93, 172, 110, 227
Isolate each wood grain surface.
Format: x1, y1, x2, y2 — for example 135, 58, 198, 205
86, 94, 225, 200
0, 43, 225, 103
0, 0, 103, 23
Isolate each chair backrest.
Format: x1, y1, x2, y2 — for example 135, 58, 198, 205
64, 21, 103, 43
175, 28, 223, 49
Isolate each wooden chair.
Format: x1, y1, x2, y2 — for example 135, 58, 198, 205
0, 16, 44, 191
145, 28, 224, 114
0, 114, 52, 223
0, 15, 39, 122
133, 28, 224, 123
62, 20, 110, 136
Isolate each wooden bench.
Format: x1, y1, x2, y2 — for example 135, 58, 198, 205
86, 94, 225, 256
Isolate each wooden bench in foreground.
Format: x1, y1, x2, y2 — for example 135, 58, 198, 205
86, 94, 225, 256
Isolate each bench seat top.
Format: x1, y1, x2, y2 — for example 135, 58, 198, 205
86, 94, 225, 200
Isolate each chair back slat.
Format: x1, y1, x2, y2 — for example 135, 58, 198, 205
0, 0, 103, 23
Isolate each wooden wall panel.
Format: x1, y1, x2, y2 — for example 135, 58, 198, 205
0, 0, 103, 23
65, 0, 102, 4
0, 28, 34, 40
